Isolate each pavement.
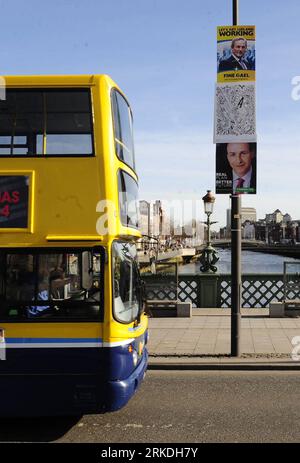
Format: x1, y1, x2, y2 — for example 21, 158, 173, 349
147, 308, 300, 369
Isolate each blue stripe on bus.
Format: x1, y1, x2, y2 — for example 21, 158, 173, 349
5, 338, 102, 344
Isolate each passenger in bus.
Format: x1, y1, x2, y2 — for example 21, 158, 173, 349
27, 289, 50, 318
49, 267, 66, 299
27, 270, 51, 318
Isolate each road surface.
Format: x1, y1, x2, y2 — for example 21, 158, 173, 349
1, 371, 300, 443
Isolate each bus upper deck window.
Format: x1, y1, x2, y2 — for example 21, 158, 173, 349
112, 90, 135, 170
0, 89, 93, 156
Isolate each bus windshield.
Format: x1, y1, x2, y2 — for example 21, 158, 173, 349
0, 247, 104, 321
112, 242, 142, 324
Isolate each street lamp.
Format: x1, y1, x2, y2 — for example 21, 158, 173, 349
199, 190, 219, 273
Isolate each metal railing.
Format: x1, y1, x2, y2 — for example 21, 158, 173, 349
141, 273, 300, 308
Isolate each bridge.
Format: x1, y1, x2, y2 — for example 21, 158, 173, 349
138, 241, 300, 264
138, 248, 196, 264
208, 239, 264, 249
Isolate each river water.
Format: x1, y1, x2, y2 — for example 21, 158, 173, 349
179, 248, 300, 275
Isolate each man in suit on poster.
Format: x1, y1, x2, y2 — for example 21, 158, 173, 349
226, 142, 256, 194
218, 37, 250, 72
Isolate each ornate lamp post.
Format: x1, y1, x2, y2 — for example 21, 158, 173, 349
199, 190, 219, 273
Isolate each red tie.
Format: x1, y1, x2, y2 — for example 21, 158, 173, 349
236, 177, 244, 193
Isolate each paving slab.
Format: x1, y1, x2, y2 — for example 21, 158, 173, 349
147, 308, 300, 363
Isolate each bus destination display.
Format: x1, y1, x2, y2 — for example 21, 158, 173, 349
0, 175, 29, 228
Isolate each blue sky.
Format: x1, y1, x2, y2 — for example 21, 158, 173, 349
1, 0, 300, 227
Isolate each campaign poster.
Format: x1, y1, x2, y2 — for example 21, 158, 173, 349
0, 175, 29, 228
217, 25, 255, 83
215, 142, 257, 194
214, 82, 256, 143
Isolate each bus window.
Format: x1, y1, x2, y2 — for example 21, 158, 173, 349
0, 89, 93, 156
118, 170, 139, 229
112, 242, 141, 324
0, 248, 104, 321
5, 254, 35, 302
112, 89, 135, 169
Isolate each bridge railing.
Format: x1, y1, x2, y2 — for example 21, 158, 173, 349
141, 273, 300, 308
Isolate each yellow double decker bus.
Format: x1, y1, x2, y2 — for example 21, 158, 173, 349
0, 75, 148, 416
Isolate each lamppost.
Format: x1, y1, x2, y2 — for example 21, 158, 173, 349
199, 190, 219, 273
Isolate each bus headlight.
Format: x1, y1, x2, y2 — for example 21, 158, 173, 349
132, 350, 138, 367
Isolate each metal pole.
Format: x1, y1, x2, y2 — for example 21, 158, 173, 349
231, 0, 241, 357
207, 213, 211, 247
231, 195, 241, 356
233, 0, 239, 26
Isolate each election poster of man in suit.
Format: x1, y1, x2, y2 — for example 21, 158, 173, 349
215, 142, 257, 194
217, 25, 255, 83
